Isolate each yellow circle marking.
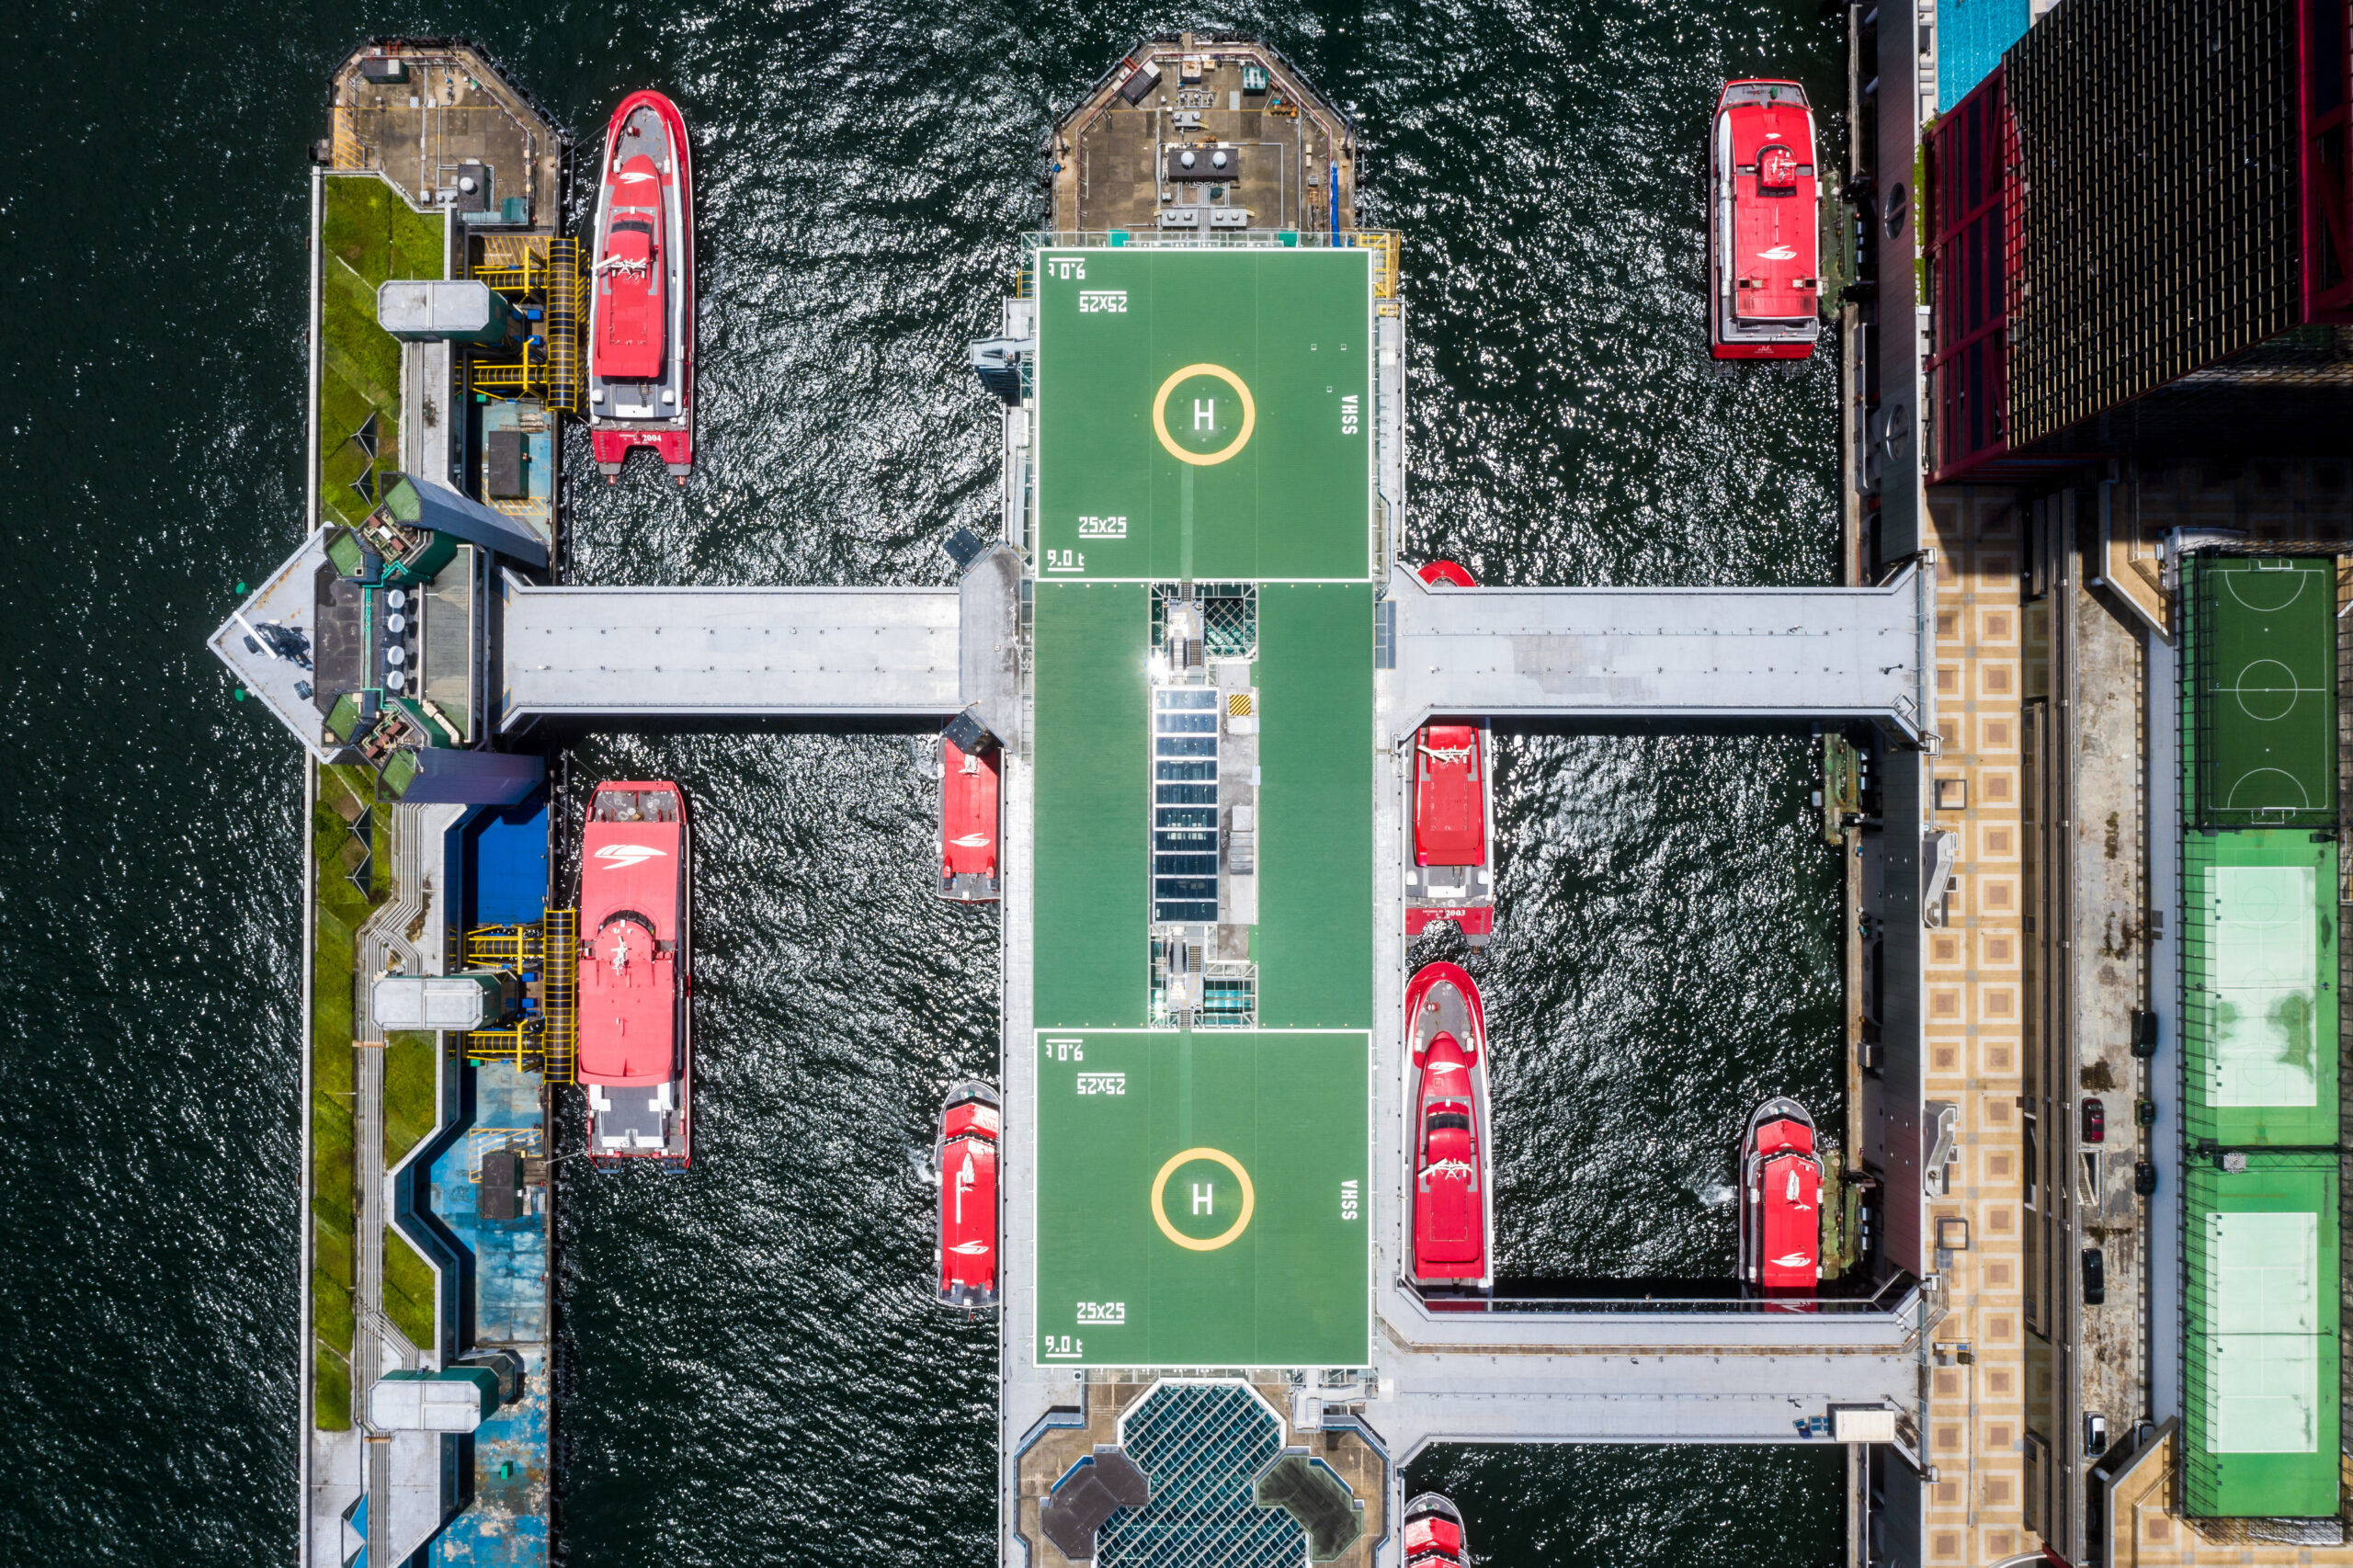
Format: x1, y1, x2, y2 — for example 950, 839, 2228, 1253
1150, 1146, 1256, 1252
1152, 363, 1257, 467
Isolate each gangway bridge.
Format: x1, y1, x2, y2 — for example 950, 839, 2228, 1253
487, 551, 1930, 742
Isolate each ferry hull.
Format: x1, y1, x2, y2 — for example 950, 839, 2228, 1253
1406, 961, 1493, 1291
1404, 562, 1496, 946
935, 1082, 1000, 1309
587, 90, 695, 482
578, 781, 692, 1167
1740, 1096, 1824, 1292
1403, 1492, 1471, 1566
939, 736, 1001, 902
1709, 80, 1822, 361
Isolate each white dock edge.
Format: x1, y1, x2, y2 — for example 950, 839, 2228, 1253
1386, 562, 1932, 739
496, 575, 962, 726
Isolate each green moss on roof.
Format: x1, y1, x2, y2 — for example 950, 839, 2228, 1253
318, 175, 444, 528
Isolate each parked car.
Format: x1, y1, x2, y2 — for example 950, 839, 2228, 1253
2081, 1096, 2105, 1143
2082, 1247, 2107, 1305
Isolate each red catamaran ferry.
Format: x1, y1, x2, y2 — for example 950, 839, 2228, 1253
939, 737, 1001, 903
934, 1082, 1000, 1309
1406, 960, 1492, 1290
1740, 1096, 1824, 1290
587, 90, 695, 483
578, 782, 691, 1165
1708, 79, 1822, 360
1404, 562, 1495, 947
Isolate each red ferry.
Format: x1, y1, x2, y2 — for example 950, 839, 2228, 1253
1709, 80, 1822, 360
578, 782, 691, 1165
1404, 562, 1495, 947
1403, 1493, 1471, 1567
1740, 1096, 1824, 1290
940, 737, 1001, 902
587, 91, 695, 483
1406, 960, 1492, 1290
935, 1082, 1000, 1308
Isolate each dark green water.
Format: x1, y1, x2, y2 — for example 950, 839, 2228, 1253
0, 1, 1847, 1562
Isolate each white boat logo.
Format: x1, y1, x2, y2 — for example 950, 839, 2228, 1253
1771, 1251, 1812, 1268
949, 1240, 991, 1256
594, 844, 667, 869
950, 833, 994, 848
619, 169, 657, 184
1759, 244, 1797, 261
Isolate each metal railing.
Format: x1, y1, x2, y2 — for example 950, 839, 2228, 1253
1022, 229, 1393, 256
1347, 229, 1401, 298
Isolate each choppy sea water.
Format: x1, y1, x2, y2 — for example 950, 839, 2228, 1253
0, 0, 1846, 1562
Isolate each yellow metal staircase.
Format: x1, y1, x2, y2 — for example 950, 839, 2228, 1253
457, 909, 577, 1081
469, 238, 585, 413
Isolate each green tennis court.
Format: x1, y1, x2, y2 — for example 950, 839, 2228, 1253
1033, 1028, 1370, 1368
1032, 246, 1375, 583
2189, 556, 2337, 825
2182, 830, 2339, 1146
2184, 1155, 2341, 1517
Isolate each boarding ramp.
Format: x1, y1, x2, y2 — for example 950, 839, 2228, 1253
496, 576, 973, 728
1385, 562, 1932, 739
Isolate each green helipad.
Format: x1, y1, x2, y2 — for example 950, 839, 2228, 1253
1032, 246, 1376, 582
1033, 1029, 1370, 1368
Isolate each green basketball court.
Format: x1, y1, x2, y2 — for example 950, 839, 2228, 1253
2189, 556, 2338, 826
1032, 246, 1376, 582
1033, 1029, 1370, 1368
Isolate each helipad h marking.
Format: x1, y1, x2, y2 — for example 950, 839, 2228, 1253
1152, 364, 1256, 466
1150, 1146, 1256, 1251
